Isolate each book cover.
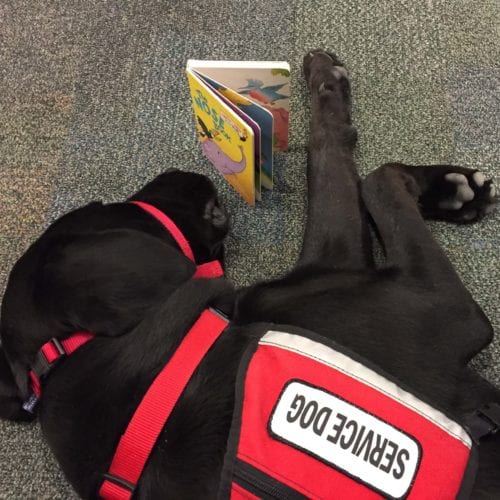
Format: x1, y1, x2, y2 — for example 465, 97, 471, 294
196, 73, 274, 189
186, 60, 290, 204
198, 72, 262, 200
188, 61, 290, 153
186, 68, 256, 205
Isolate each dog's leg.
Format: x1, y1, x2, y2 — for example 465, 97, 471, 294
362, 163, 497, 361
363, 164, 499, 497
299, 49, 372, 269
362, 162, 496, 280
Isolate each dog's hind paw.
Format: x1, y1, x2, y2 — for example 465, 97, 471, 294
420, 167, 497, 222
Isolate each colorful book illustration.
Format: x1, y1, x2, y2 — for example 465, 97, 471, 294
186, 60, 290, 205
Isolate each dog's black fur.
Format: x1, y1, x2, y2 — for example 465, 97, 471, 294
1, 50, 499, 499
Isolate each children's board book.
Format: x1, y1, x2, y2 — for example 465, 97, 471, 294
186, 59, 290, 206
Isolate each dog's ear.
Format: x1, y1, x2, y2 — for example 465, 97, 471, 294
0, 346, 34, 422
36, 229, 195, 337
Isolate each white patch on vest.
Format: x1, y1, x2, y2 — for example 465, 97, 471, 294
261, 331, 472, 449
270, 381, 420, 498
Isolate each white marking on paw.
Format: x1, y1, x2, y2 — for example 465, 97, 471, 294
318, 82, 331, 92
457, 183, 475, 202
489, 183, 496, 198
472, 171, 485, 187
439, 199, 464, 210
445, 173, 468, 185
332, 66, 348, 79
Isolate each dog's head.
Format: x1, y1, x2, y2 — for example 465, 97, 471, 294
0, 169, 229, 420
130, 168, 229, 264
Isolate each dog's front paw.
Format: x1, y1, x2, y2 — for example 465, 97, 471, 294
303, 49, 348, 93
420, 167, 497, 222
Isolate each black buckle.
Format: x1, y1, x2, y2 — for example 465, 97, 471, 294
465, 403, 500, 442
102, 473, 136, 494
478, 403, 500, 433
31, 338, 66, 381
209, 307, 230, 321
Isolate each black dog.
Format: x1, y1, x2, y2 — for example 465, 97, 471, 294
1, 50, 499, 498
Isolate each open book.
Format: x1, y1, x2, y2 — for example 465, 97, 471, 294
186, 60, 290, 205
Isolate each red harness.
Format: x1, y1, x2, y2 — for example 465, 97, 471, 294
100, 308, 228, 499
25, 201, 227, 499
28, 333, 94, 399
130, 201, 223, 279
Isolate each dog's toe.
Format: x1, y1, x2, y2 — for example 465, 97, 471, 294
472, 171, 485, 188
436, 169, 497, 221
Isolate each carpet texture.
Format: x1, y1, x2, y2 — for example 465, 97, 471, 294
0, 1, 498, 497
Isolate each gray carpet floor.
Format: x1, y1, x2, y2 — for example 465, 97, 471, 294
0, 0, 498, 497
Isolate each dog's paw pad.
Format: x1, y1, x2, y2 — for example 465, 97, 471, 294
472, 171, 485, 187
445, 172, 468, 186
435, 169, 497, 222
439, 173, 474, 209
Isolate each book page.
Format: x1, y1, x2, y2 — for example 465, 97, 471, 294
186, 69, 256, 206
188, 62, 290, 152
196, 73, 274, 190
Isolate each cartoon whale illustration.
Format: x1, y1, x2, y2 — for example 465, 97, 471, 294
197, 116, 247, 175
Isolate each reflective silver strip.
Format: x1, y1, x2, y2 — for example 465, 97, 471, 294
260, 331, 471, 448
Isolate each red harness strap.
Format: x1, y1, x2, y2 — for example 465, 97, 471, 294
26, 332, 94, 405
99, 308, 229, 500
130, 201, 223, 279
25, 202, 223, 407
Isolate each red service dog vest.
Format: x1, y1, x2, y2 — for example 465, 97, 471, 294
220, 329, 476, 499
